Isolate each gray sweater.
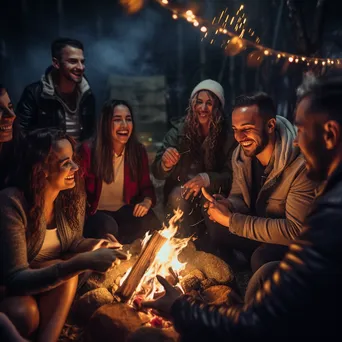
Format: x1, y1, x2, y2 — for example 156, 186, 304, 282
0, 187, 85, 295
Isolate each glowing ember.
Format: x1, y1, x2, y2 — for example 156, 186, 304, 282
120, 209, 190, 304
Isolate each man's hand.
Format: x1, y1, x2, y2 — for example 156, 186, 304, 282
202, 188, 232, 227
182, 174, 206, 200
133, 198, 152, 217
142, 275, 182, 318
161, 147, 180, 170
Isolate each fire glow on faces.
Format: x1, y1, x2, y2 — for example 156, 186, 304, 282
55, 46, 85, 84
232, 104, 271, 157
193, 90, 214, 126
112, 105, 133, 150
46, 139, 79, 191
0, 90, 16, 143
294, 97, 332, 182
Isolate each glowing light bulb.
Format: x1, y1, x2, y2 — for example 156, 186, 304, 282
172, 13, 178, 19
186, 10, 193, 16
200, 26, 207, 32
295, 58, 299, 63
288, 57, 294, 62
277, 54, 281, 58
314, 60, 318, 65
264, 50, 270, 55
162, 0, 168, 4
193, 21, 199, 27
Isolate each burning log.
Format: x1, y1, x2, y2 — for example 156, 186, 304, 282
117, 231, 167, 301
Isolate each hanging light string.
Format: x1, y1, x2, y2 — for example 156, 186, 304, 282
155, 0, 341, 67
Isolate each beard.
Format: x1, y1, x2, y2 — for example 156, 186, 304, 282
305, 146, 332, 182
242, 128, 270, 157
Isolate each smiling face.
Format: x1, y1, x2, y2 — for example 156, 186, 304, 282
46, 139, 79, 191
111, 104, 133, 150
193, 90, 214, 127
232, 104, 272, 157
53, 45, 85, 84
0, 89, 16, 143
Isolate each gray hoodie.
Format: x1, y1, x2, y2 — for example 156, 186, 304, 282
228, 116, 317, 245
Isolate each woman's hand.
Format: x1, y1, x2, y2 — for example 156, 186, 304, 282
161, 147, 180, 170
76, 234, 122, 252
79, 248, 128, 273
142, 275, 182, 318
133, 198, 152, 217
183, 174, 207, 200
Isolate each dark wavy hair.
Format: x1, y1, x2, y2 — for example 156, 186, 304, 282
182, 90, 225, 170
91, 99, 142, 183
12, 129, 83, 239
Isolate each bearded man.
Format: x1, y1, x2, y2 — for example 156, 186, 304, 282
204, 92, 317, 272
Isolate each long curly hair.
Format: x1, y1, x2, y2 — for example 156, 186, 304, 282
11, 129, 84, 240
91, 99, 142, 183
182, 90, 225, 170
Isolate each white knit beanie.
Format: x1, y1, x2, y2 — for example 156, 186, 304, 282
190, 79, 225, 108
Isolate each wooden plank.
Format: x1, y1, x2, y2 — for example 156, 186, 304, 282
117, 231, 167, 301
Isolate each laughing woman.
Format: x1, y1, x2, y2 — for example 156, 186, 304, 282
0, 129, 125, 342
80, 99, 160, 244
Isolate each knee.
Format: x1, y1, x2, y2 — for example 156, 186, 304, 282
0, 296, 40, 337
85, 212, 119, 238
251, 245, 271, 273
245, 261, 279, 305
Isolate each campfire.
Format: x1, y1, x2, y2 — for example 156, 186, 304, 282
116, 209, 191, 326
74, 209, 235, 341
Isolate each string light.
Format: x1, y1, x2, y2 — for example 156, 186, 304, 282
153, 0, 341, 66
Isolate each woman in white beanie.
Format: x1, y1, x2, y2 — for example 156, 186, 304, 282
151, 79, 237, 239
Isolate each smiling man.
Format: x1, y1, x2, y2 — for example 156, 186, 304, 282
204, 92, 317, 272
16, 38, 95, 141
142, 72, 342, 342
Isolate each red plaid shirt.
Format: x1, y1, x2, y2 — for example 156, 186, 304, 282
79, 142, 156, 216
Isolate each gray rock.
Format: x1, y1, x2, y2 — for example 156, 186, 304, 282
73, 288, 113, 324
86, 303, 150, 342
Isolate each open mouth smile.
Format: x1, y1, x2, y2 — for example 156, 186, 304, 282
241, 141, 254, 147
0, 125, 13, 132
117, 130, 129, 137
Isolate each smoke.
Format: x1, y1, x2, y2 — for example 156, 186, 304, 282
6, 5, 163, 108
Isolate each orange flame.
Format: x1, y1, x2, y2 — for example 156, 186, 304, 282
123, 209, 189, 303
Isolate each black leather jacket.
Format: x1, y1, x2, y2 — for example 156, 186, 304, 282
171, 162, 342, 341
16, 67, 95, 141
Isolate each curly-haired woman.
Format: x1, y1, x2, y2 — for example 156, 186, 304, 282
152, 80, 237, 238
0, 129, 125, 342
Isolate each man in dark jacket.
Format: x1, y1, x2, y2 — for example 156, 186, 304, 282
16, 38, 95, 141
143, 73, 342, 340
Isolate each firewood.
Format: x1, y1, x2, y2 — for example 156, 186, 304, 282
117, 231, 167, 301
